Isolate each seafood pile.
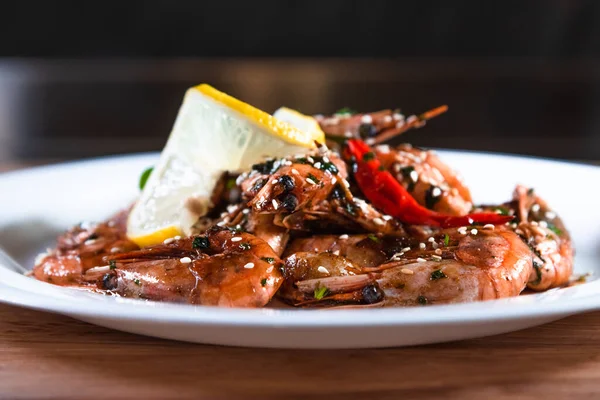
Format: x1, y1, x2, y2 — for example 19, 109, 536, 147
32, 106, 574, 308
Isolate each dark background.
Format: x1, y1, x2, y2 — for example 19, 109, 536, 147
1, 0, 599, 162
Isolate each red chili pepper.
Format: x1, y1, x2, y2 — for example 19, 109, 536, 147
344, 139, 513, 228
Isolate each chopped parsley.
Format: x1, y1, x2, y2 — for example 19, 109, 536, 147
493, 206, 510, 216
532, 260, 543, 285
314, 286, 329, 300
527, 188, 535, 196
547, 222, 563, 236
261, 257, 275, 264
430, 269, 447, 280
193, 236, 210, 249
226, 178, 237, 190
307, 173, 320, 184
109, 260, 117, 270
134, 279, 141, 286
362, 152, 375, 162
239, 242, 251, 251
443, 233, 450, 246
260, 278, 267, 287
417, 295, 428, 305
367, 234, 379, 242
335, 107, 355, 116
138, 167, 154, 190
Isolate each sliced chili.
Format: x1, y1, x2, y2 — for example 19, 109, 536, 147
344, 139, 513, 228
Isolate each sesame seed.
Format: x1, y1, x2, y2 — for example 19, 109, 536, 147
306, 178, 316, 185
416, 258, 427, 263
431, 187, 442, 197
377, 145, 390, 154
401, 268, 414, 275
457, 227, 467, 235
217, 221, 226, 226
361, 115, 373, 124
419, 243, 426, 250
344, 131, 353, 138
243, 262, 255, 269
322, 156, 330, 163
313, 162, 322, 169
539, 221, 548, 228
339, 234, 349, 239
407, 115, 418, 124
342, 179, 350, 188
434, 248, 442, 255
291, 168, 300, 175
110, 247, 121, 253
163, 238, 175, 244
383, 215, 393, 221
383, 115, 393, 123
317, 266, 330, 274
366, 138, 376, 145
432, 255, 442, 261
271, 179, 278, 184
373, 217, 385, 226
428, 237, 435, 243
307, 156, 315, 164
331, 177, 337, 184
432, 242, 439, 249
174, 236, 181, 240
391, 252, 404, 260
266, 266, 274, 273
231, 237, 242, 242
396, 121, 405, 129
409, 170, 419, 182
284, 160, 293, 166
482, 224, 495, 230
545, 211, 556, 219
272, 199, 279, 210
471, 229, 478, 235
333, 250, 340, 256
179, 257, 192, 264
393, 113, 404, 121
84, 239, 98, 245
531, 221, 539, 227
531, 204, 540, 213
401, 247, 411, 252
242, 208, 250, 214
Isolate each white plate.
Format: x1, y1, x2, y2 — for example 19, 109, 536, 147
0, 151, 599, 349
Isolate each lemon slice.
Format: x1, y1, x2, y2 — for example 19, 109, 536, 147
127, 84, 324, 247
273, 107, 325, 139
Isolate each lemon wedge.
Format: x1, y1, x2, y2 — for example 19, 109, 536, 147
273, 107, 325, 139
127, 84, 324, 248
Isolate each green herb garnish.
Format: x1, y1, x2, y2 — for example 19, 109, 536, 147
261, 257, 275, 263
493, 206, 510, 216
134, 279, 141, 286
527, 188, 535, 196
443, 234, 450, 246
138, 167, 154, 190
430, 269, 447, 280
314, 286, 329, 300
321, 162, 339, 175
367, 234, 379, 242
109, 260, 117, 270
226, 178, 237, 190
417, 295, 428, 305
363, 152, 375, 162
239, 242, 251, 250
547, 222, 563, 236
260, 278, 267, 287
335, 107, 355, 116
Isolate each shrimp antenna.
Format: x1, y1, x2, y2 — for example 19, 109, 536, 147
373, 105, 448, 144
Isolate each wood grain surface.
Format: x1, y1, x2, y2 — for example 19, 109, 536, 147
2, 162, 600, 399
1, 303, 600, 399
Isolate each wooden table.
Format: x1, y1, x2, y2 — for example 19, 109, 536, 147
2, 162, 600, 399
